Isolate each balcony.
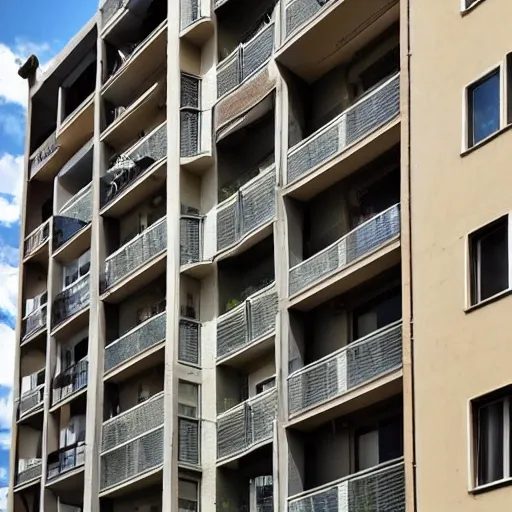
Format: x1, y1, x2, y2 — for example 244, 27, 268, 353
289, 204, 400, 305
52, 359, 88, 407
217, 284, 277, 364
19, 385, 45, 420
52, 276, 90, 331
102, 217, 167, 301
217, 22, 275, 100
278, 0, 400, 83
57, 94, 95, 156
288, 460, 405, 512
217, 387, 277, 462
179, 318, 200, 366
15, 459, 42, 488
180, 0, 212, 45
21, 291, 48, 343
217, 165, 276, 255
288, 321, 402, 418
100, 122, 167, 216
24, 219, 51, 263
54, 183, 93, 256
100, 395, 164, 492
47, 443, 86, 482
286, 74, 400, 192
105, 310, 166, 376
29, 131, 63, 181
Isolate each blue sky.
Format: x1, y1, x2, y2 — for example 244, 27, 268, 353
0, 1, 97, 507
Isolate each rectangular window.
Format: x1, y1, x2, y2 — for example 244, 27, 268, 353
467, 68, 501, 147
178, 381, 200, 465
469, 216, 509, 305
180, 73, 201, 158
63, 250, 91, 290
472, 388, 512, 487
179, 479, 198, 512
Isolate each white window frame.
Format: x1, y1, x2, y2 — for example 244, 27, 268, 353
461, 0, 486, 13
177, 380, 201, 466
466, 213, 512, 308
472, 393, 511, 489
463, 61, 506, 152
178, 477, 200, 512
62, 250, 91, 292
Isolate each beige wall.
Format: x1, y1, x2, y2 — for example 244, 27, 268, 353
410, 0, 512, 509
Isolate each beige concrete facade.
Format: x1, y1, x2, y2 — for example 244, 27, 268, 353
12, 0, 509, 511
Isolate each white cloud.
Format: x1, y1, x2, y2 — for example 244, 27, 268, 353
0, 266, 18, 318
0, 487, 7, 511
0, 325, 15, 390
0, 393, 13, 431
0, 40, 52, 109
0, 433, 10, 451
0, 153, 23, 224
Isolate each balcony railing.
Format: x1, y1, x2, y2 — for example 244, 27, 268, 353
217, 22, 275, 98
287, 73, 400, 185
30, 131, 58, 177
289, 204, 400, 296
100, 0, 125, 28
179, 318, 200, 365
284, 0, 333, 38
180, 215, 202, 265
54, 183, 93, 249
47, 443, 86, 481
102, 392, 164, 452
16, 459, 42, 487
102, 217, 167, 292
24, 219, 50, 257
52, 359, 88, 406
288, 321, 402, 416
217, 165, 275, 252
217, 284, 277, 361
181, 0, 200, 31
100, 122, 167, 208
19, 384, 44, 418
105, 311, 166, 372
52, 276, 90, 328
217, 387, 277, 460
288, 460, 405, 512
22, 291, 48, 341
100, 426, 164, 491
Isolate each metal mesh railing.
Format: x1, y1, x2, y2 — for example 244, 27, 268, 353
217, 165, 276, 252
217, 388, 277, 460
101, 122, 168, 208
60, 183, 93, 223
179, 318, 200, 365
16, 460, 42, 486
217, 284, 277, 360
19, 385, 44, 418
288, 460, 405, 512
179, 418, 200, 465
103, 217, 167, 291
287, 74, 400, 185
100, 0, 125, 28
24, 219, 50, 257
284, 0, 329, 38
52, 276, 90, 328
30, 131, 58, 177
181, 0, 200, 30
102, 392, 164, 452
288, 321, 402, 415
105, 311, 166, 372
22, 304, 47, 341
180, 216, 202, 265
289, 204, 400, 296
100, 427, 164, 490
52, 359, 88, 405
181, 74, 200, 158
217, 23, 275, 98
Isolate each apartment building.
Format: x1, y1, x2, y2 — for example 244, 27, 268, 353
8, 0, 512, 510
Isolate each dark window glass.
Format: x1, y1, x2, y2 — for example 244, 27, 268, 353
469, 70, 500, 146
478, 400, 504, 485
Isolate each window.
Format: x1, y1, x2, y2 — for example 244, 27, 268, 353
63, 250, 91, 289
355, 416, 402, 472
464, 0, 481, 8
178, 381, 200, 465
256, 377, 276, 395
467, 69, 501, 147
472, 388, 512, 487
469, 216, 509, 305
178, 479, 198, 512
180, 73, 201, 157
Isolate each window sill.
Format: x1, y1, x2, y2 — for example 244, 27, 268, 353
461, 124, 512, 157
465, 288, 512, 314
461, 0, 486, 16
470, 477, 512, 495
